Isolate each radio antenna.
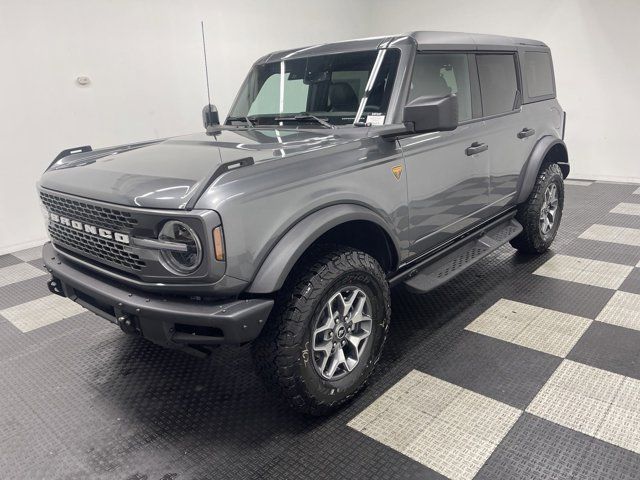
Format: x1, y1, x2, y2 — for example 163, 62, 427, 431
201, 21, 213, 116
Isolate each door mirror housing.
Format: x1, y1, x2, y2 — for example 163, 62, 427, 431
403, 94, 458, 134
202, 104, 220, 129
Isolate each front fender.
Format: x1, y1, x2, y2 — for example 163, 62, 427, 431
516, 136, 569, 204
246, 204, 400, 294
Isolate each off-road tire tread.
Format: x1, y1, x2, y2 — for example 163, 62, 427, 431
251, 245, 390, 416
511, 162, 564, 253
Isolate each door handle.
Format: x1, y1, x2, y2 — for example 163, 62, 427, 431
465, 142, 488, 156
517, 128, 536, 139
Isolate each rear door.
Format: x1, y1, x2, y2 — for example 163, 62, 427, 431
400, 52, 490, 257
474, 53, 531, 216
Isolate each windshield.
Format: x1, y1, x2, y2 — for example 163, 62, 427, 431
227, 49, 400, 127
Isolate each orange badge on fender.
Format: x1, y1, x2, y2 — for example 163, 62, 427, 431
392, 165, 403, 180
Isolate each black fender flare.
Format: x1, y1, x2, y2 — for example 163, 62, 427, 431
516, 136, 569, 204
246, 204, 400, 294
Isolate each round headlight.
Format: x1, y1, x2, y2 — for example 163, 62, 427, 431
158, 221, 202, 275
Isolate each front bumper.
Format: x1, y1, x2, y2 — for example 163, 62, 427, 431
43, 242, 273, 347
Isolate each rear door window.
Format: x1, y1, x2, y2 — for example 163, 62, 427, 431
524, 51, 555, 99
476, 54, 519, 116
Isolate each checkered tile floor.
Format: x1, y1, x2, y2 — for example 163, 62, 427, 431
1, 180, 640, 479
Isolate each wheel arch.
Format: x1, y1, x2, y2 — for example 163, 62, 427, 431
516, 136, 569, 204
246, 204, 400, 294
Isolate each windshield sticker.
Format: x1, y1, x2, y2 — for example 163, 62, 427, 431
366, 114, 385, 126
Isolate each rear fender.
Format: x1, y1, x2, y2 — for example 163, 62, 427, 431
516, 136, 569, 204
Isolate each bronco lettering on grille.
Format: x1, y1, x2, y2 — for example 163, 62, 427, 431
48, 213, 130, 245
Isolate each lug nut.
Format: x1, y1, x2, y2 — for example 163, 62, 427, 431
328, 331, 333, 337
341, 340, 346, 346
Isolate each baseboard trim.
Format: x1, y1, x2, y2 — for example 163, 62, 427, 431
0, 238, 48, 257
570, 173, 640, 185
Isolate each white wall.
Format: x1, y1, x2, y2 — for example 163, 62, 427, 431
2, 0, 638, 253
0, 0, 373, 254
368, 0, 640, 184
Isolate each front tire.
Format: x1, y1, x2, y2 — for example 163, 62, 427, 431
511, 162, 564, 254
251, 246, 391, 415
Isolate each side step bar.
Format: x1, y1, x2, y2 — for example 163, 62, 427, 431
403, 218, 523, 293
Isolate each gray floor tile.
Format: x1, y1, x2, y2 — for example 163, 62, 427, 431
611, 202, 640, 216
12, 245, 44, 262
565, 180, 594, 186
0, 262, 46, 287
466, 299, 591, 357
533, 254, 633, 290
597, 290, 640, 331
580, 224, 640, 247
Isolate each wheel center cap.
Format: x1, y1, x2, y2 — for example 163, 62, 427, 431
335, 325, 347, 339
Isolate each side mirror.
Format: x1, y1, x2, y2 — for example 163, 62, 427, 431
403, 94, 458, 134
202, 104, 220, 129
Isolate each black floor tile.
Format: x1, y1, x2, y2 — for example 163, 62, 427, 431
476, 413, 591, 480
0, 274, 51, 310
501, 273, 615, 320
561, 238, 640, 267
620, 267, 640, 295
568, 322, 640, 379
421, 331, 561, 410
0, 253, 21, 268
573, 433, 640, 480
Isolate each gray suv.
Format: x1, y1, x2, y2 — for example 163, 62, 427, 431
39, 31, 569, 415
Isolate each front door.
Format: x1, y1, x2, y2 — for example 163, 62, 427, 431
400, 52, 490, 258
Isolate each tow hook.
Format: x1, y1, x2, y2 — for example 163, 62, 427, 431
117, 314, 137, 334
47, 278, 64, 297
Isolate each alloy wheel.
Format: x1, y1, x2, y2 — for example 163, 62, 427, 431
311, 287, 373, 380
540, 183, 559, 235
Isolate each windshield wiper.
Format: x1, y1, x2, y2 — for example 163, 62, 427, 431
227, 116, 255, 126
277, 113, 335, 129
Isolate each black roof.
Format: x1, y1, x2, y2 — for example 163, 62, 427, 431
261, 31, 548, 63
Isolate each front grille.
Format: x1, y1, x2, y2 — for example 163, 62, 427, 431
40, 191, 138, 231
49, 223, 146, 271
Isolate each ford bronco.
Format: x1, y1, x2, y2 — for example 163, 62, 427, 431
39, 32, 568, 415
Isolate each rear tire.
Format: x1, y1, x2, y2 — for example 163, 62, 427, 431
251, 245, 391, 415
511, 162, 564, 254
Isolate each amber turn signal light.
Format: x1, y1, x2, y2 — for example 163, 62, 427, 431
213, 226, 225, 261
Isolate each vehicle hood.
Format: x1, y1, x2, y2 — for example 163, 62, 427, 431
39, 128, 357, 209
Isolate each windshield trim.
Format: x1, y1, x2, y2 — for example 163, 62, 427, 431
353, 48, 388, 125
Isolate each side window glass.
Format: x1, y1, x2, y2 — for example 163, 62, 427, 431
408, 53, 472, 122
476, 54, 519, 116
524, 51, 555, 98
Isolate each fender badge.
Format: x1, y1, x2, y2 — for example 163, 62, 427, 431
391, 165, 403, 180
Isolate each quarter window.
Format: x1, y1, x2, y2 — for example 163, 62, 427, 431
524, 51, 555, 98
476, 54, 519, 116
408, 53, 472, 122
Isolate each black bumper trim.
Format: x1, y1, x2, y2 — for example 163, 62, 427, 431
43, 242, 273, 346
